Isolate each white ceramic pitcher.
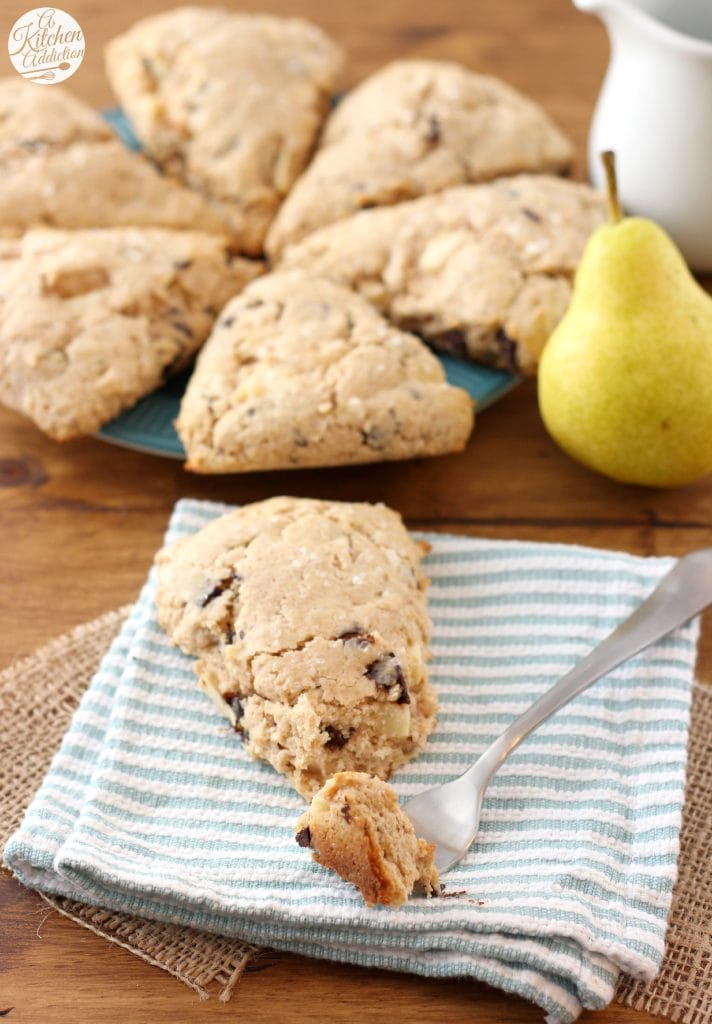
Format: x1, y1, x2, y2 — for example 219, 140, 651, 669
574, 0, 712, 271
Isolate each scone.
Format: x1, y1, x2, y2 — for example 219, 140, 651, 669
0, 78, 236, 238
278, 176, 607, 374
154, 497, 437, 798
266, 59, 573, 257
0, 228, 261, 440
295, 772, 440, 908
105, 7, 344, 255
176, 271, 474, 473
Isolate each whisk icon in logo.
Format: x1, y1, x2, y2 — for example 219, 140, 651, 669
7, 7, 84, 84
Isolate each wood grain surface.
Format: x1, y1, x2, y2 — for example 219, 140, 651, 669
1, 1, 710, 1021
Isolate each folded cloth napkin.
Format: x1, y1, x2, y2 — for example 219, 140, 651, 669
4, 499, 700, 1023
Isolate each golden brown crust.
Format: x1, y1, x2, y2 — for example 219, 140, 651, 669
0, 228, 261, 439
266, 59, 574, 257
155, 498, 437, 798
296, 771, 439, 907
105, 7, 344, 254
176, 271, 474, 473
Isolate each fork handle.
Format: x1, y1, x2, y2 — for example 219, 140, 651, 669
469, 548, 712, 786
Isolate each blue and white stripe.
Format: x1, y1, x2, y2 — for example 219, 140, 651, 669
4, 499, 699, 1023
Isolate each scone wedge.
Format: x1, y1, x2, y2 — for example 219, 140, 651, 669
0, 228, 261, 440
155, 497, 437, 798
278, 176, 606, 374
0, 79, 237, 238
105, 7, 344, 255
266, 59, 573, 257
296, 772, 440, 908
176, 271, 474, 472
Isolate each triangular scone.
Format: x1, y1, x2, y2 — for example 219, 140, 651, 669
154, 496, 437, 797
0, 79, 236, 238
265, 60, 574, 258
176, 272, 474, 473
278, 176, 606, 374
105, 7, 343, 256
0, 228, 262, 440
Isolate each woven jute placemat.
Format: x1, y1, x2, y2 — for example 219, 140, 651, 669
1, 608, 711, 1018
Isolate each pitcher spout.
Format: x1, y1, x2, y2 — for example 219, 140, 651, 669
574, 0, 712, 54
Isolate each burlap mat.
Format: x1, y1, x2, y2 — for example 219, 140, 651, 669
1, 608, 711, 1019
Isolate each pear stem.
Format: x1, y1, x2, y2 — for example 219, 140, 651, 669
601, 150, 623, 223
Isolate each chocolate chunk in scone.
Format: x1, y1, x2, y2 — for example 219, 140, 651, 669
0, 228, 261, 440
176, 271, 474, 473
154, 497, 437, 798
0, 78, 238, 239
105, 7, 344, 255
295, 771, 440, 907
266, 58, 574, 258
278, 176, 606, 374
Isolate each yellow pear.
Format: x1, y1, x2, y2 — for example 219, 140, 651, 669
538, 152, 712, 487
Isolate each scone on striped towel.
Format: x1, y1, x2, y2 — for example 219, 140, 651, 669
175, 272, 474, 472
296, 771, 440, 908
154, 496, 437, 798
5, 496, 701, 1024
0, 228, 261, 440
265, 59, 573, 258
277, 176, 606, 374
0, 79, 237, 238
105, 7, 343, 256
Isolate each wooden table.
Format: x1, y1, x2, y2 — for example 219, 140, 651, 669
2, 0, 710, 1020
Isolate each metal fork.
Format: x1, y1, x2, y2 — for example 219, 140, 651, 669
404, 548, 712, 874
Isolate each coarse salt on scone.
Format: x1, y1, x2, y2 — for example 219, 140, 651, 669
154, 497, 437, 798
295, 771, 440, 907
176, 271, 474, 473
266, 59, 573, 258
0, 228, 261, 440
105, 7, 344, 256
278, 176, 607, 374
0, 78, 237, 238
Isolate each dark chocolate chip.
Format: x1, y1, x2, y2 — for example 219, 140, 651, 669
171, 321, 194, 339
495, 327, 519, 374
293, 429, 310, 448
395, 684, 411, 705
199, 572, 241, 607
338, 628, 375, 649
295, 826, 312, 848
423, 115, 441, 144
366, 654, 410, 704
324, 725, 351, 750
521, 207, 542, 223
366, 654, 404, 688
220, 316, 236, 328
224, 628, 236, 645
360, 426, 387, 449
160, 354, 186, 384
433, 328, 469, 359
341, 800, 352, 823
173, 259, 193, 270
223, 693, 244, 723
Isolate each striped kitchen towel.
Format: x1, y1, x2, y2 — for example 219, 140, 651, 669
4, 499, 700, 1023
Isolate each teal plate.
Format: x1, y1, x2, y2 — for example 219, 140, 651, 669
96, 109, 520, 460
